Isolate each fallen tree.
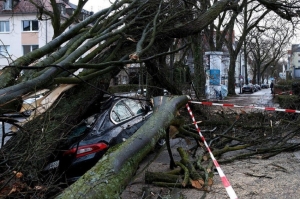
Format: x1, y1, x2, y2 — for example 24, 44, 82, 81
0, 0, 299, 198
55, 95, 190, 199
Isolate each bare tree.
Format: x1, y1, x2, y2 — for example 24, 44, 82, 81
247, 15, 294, 84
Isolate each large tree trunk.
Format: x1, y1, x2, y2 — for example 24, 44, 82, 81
191, 33, 206, 98
228, 53, 237, 95
55, 95, 189, 199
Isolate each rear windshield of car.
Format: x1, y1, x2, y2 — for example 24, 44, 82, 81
111, 99, 144, 123
123, 99, 144, 115
111, 101, 133, 122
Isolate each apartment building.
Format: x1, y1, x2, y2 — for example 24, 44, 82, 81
290, 44, 300, 78
0, 0, 92, 68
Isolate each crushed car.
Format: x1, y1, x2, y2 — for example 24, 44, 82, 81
43, 96, 153, 184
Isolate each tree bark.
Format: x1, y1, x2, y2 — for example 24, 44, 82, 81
191, 33, 206, 98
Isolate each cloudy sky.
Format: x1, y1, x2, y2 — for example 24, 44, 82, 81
69, 0, 299, 46
70, 0, 112, 12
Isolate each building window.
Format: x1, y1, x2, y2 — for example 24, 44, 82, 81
0, 45, 10, 57
58, 4, 66, 15
0, 21, 9, 32
23, 45, 38, 55
122, 76, 127, 84
22, 20, 39, 31
4, 0, 12, 10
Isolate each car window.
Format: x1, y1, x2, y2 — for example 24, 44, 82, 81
111, 101, 133, 123
123, 99, 144, 115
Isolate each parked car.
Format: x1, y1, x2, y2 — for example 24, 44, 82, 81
254, 84, 261, 91
43, 96, 153, 183
242, 84, 254, 93
261, 84, 269, 89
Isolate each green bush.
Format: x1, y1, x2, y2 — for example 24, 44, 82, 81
277, 95, 300, 110
275, 80, 300, 96
274, 84, 291, 92
276, 80, 294, 85
292, 81, 300, 96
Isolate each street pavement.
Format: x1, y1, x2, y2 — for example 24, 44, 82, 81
229, 86, 277, 107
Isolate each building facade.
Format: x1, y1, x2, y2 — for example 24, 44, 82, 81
289, 44, 300, 79
0, 0, 91, 68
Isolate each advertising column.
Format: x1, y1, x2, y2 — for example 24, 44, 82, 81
205, 51, 223, 100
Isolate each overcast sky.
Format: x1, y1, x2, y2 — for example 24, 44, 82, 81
70, 0, 112, 12
69, 0, 299, 46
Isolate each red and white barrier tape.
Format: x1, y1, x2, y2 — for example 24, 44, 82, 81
186, 104, 238, 199
189, 101, 300, 114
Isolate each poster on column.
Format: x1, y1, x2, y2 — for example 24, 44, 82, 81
209, 69, 220, 85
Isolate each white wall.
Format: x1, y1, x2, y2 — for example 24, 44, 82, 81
0, 14, 54, 67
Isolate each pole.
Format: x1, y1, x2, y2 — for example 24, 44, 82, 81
239, 51, 242, 94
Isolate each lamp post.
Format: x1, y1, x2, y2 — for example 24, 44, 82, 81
268, 65, 274, 84
239, 77, 243, 94
239, 50, 243, 94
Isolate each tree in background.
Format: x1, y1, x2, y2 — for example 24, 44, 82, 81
247, 15, 293, 84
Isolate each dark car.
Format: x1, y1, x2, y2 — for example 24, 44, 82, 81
252, 84, 260, 92
43, 96, 153, 183
254, 84, 261, 91
261, 84, 269, 89
242, 84, 254, 93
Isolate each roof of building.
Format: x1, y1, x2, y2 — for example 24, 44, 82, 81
0, 0, 91, 17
